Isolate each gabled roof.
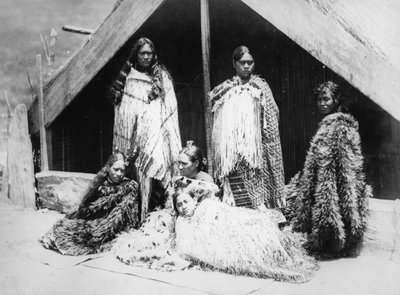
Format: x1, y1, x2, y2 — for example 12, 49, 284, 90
242, 0, 400, 120
29, 0, 166, 133
29, 0, 400, 134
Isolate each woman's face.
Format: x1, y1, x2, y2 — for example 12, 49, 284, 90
108, 160, 125, 183
317, 90, 338, 115
137, 43, 154, 70
175, 193, 197, 217
234, 52, 254, 80
178, 153, 198, 179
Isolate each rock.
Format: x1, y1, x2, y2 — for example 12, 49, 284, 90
363, 198, 400, 263
36, 171, 96, 213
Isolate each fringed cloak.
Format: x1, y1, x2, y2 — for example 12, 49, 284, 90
286, 112, 371, 255
113, 68, 182, 220
41, 179, 139, 256
175, 199, 318, 283
114, 199, 318, 283
210, 75, 285, 209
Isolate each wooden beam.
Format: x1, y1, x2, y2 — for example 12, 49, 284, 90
200, 0, 213, 176
36, 54, 49, 171
241, 0, 400, 121
29, 0, 166, 134
62, 25, 95, 35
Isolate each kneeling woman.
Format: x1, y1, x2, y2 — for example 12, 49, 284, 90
41, 153, 139, 255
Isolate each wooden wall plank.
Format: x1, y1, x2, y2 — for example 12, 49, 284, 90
29, 0, 166, 134
242, 0, 400, 121
7, 105, 36, 208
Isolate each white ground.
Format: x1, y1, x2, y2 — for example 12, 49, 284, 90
0, 200, 399, 295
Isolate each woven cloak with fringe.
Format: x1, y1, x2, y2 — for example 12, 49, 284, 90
286, 112, 371, 255
40, 179, 139, 256
210, 75, 285, 209
114, 196, 318, 283
175, 199, 318, 283
113, 68, 182, 220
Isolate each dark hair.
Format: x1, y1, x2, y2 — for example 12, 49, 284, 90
180, 141, 206, 172
232, 45, 253, 63
313, 81, 348, 113
108, 37, 171, 105
69, 153, 126, 218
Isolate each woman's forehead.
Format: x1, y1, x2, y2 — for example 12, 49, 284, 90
177, 193, 192, 201
318, 89, 333, 98
111, 160, 125, 169
178, 153, 191, 162
139, 43, 153, 53
239, 52, 253, 61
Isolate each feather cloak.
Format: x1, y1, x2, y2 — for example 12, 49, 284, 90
286, 112, 371, 255
40, 179, 139, 255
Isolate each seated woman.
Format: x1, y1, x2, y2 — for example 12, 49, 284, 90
164, 141, 216, 209
40, 153, 139, 255
177, 141, 213, 183
285, 81, 371, 257
115, 176, 318, 283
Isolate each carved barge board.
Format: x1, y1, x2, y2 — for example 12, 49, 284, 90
242, 0, 400, 121
29, 0, 166, 134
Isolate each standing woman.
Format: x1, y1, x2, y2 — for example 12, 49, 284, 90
109, 37, 182, 221
286, 81, 371, 257
209, 46, 285, 210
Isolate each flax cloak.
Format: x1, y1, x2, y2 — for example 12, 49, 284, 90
40, 179, 139, 255
114, 178, 317, 283
113, 68, 181, 220
210, 75, 285, 208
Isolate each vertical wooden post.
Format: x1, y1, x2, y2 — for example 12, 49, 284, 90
0, 91, 11, 201
36, 54, 49, 171
200, 0, 213, 176
46, 129, 53, 170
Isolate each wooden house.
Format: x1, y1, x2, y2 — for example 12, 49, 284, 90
29, 0, 400, 199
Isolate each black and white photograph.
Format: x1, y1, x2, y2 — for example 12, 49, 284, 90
0, 0, 399, 294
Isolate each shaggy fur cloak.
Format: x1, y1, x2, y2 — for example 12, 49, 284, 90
41, 179, 139, 256
286, 112, 371, 255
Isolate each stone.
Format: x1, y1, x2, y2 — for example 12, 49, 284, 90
36, 171, 96, 213
363, 198, 400, 263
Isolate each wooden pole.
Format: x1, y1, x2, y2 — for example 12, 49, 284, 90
0, 91, 11, 201
36, 54, 49, 171
62, 25, 95, 35
200, 0, 213, 176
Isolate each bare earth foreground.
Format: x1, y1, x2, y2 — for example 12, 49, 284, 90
0, 199, 399, 295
